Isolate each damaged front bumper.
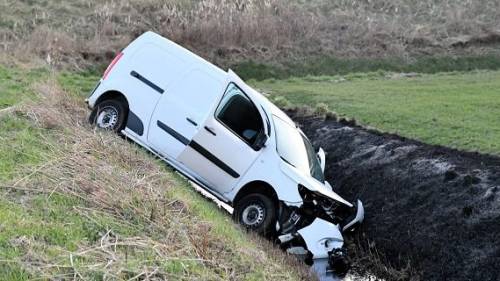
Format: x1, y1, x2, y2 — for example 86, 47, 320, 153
279, 217, 352, 276
277, 199, 364, 276
342, 200, 364, 232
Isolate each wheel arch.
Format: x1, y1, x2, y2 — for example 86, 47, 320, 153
89, 90, 131, 131
95, 90, 129, 109
232, 180, 279, 207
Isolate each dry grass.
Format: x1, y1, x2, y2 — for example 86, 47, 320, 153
1, 0, 499, 68
1, 78, 313, 280
345, 234, 420, 281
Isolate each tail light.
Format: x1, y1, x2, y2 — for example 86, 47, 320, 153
102, 52, 124, 80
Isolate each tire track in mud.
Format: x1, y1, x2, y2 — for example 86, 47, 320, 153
290, 111, 500, 281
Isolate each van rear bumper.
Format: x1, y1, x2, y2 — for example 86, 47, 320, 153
84, 98, 91, 109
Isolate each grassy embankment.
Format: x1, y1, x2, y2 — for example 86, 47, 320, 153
251, 71, 500, 155
0, 65, 311, 280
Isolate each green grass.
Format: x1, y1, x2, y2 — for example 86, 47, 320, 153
233, 55, 500, 80
0, 190, 219, 279
57, 70, 101, 98
0, 115, 51, 181
0, 65, 49, 109
0, 194, 132, 258
252, 70, 500, 154
0, 65, 52, 181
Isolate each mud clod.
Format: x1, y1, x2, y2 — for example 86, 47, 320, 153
444, 170, 458, 182
463, 175, 482, 187
462, 206, 473, 217
289, 110, 500, 281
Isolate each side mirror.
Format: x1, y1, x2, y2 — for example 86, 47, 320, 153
317, 147, 326, 173
253, 131, 268, 150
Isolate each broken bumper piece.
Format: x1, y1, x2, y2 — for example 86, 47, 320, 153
277, 197, 364, 276
295, 218, 350, 276
297, 218, 344, 259
342, 199, 364, 232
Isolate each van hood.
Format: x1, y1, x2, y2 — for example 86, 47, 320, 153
279, 161, 353, 207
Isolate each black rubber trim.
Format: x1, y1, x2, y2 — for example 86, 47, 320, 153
204, 126, 216, 136
126, 110, 144, 136
186, 118, 198, 126
157, 120, 190, 145
156, 120, 239, 178
130, 71, 164, 94
189, 141, 240, 178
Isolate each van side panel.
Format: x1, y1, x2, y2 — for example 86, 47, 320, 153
123, 43, 192, 139
147, 68, 226, 159
129, 43, 187, 92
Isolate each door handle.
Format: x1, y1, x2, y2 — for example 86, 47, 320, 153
186, 117, 198, 127
204, 126, 216, 136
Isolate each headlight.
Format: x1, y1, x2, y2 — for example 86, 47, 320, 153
297, 184, 352, 224
298, 184, 336, 207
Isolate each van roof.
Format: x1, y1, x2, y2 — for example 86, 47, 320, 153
139, 32, 295, 127
137, 31, 227, 78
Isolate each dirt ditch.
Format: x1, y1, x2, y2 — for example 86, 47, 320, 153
289, 111, 500, 281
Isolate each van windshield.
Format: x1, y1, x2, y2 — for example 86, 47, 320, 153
273, 115, 325, 183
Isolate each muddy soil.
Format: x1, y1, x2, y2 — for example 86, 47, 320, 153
289, 111, 500, 281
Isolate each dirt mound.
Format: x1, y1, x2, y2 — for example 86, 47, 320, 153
289, 111, 500, 281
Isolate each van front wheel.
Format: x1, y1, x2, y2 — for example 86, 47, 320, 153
89, 100, 127, 133
233, 193, 277, 236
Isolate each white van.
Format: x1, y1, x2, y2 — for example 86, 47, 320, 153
86, 31, 364, 275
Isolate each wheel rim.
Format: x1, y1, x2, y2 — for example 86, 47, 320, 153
241, 203, 266, 227
96, 106, 119, 129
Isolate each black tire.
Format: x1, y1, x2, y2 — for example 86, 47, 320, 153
233, 193, 277, 236
89, 99, 127, 133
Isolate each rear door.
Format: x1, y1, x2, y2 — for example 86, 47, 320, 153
177, 83, 265, 193
118, 43, 188, 136
147, 69, 225, 159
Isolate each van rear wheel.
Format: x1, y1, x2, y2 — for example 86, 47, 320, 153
89, 99, 127, 133
233, 193, 277, 236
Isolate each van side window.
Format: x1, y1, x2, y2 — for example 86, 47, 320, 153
216, 83, 264, 146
